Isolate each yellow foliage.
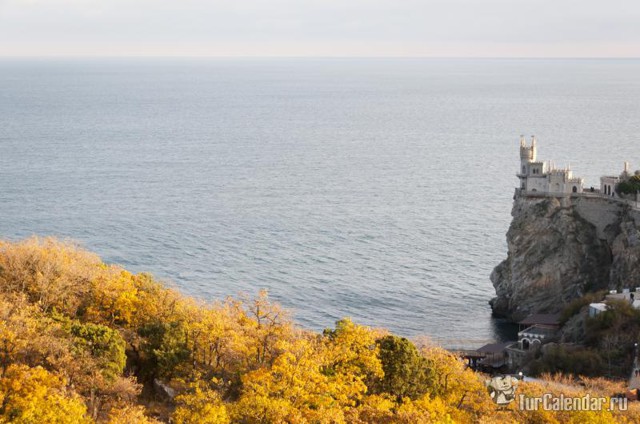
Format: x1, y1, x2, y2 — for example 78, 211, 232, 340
84, 270, 140, 326
1, 237, 639, 424
233, 336, 347, 423
0, 237, 100, 315
395, 395, 454, 424
106, 405, 161, 424
172, 382, 230, 424
0, 364, 91, 424
325, 318, 384, 380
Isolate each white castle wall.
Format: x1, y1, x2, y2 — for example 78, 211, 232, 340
518, 136, 584, 195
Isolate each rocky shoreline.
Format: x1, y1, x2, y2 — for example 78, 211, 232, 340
490, 192, 640, 322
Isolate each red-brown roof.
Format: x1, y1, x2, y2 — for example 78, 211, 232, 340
518, 313, 561, 327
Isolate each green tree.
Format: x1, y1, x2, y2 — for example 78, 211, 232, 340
68, 321, 126, 381
616, 174, 640, 196
373, 336, 434, 401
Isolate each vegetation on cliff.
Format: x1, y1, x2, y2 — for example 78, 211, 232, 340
535, 296, 640, 379
0, 237, 638, 423
616, 174, 640, 197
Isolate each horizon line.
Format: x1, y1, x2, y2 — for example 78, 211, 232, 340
1, 55, 640, 60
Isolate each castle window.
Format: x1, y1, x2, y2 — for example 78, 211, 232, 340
522, 166, 526, 174
572, 186, 577, 193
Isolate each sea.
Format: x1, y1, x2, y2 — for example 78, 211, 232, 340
1, 58, 639, 349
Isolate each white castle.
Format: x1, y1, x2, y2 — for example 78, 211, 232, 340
517, 135, 635, 199
518, 135, 584, 195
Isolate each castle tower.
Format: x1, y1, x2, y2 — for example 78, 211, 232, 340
519, 135, 537, 163
518, 135, 537, 182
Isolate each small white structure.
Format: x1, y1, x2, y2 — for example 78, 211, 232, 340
600, 176, 619, 197
589, 303, 607, 318
590, 292, 640, 317
600, 163, 634, 198
518, 325, 555, 350
518, 136, 584, 195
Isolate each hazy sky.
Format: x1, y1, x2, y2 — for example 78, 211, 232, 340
1, 0, 639, 57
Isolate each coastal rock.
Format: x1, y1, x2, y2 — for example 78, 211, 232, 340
490, 194, 640, 321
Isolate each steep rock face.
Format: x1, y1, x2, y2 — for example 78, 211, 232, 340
490, 194, 640, 321
609, 216, 640, 287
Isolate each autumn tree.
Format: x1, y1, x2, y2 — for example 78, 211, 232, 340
232, 335, 345, 423
0, 237, 99, 315
0, 364, 91, 424
172, 381, 230, 424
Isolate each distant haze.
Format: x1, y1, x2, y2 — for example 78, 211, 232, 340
1, 0, 639, 57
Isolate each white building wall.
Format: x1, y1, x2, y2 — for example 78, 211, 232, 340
600, 176, 619, 197
526, 170, 584, 194
526, 177, 548, 192
548, 173, 564, 193
568, 180, 584, 194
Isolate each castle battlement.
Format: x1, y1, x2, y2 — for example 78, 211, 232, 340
516, 136, 637, 203
517, 136, 584, 195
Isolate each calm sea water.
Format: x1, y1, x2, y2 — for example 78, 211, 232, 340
2, 58, 640, 348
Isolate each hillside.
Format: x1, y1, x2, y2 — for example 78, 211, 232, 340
0, 237, 637, 423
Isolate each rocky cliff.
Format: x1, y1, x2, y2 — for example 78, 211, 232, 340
490, 193, 640, 321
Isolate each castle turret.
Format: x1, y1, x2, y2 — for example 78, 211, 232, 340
518, 136, 538, 191
520, 135, 537, 163
621, 161, 631, 179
